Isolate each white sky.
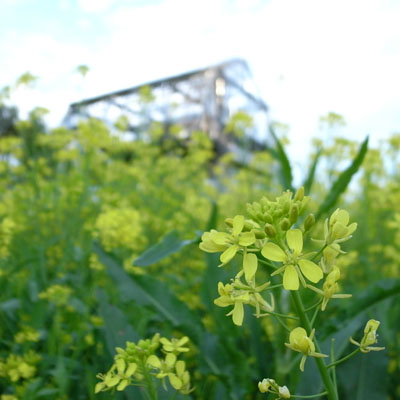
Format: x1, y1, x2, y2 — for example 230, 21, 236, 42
1, 0, 400, 167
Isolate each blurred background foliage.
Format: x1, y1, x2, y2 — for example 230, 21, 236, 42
0, 86, 399, 400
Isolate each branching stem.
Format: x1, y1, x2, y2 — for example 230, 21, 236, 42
326, 348, 360, 369
291, 291, 338, 400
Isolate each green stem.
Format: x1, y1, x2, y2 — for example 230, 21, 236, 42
291, 392, 328, 399
310, 303, 320, 329
326, 348, 360, 369
273, 315, 291, 332
141, 360, 158, 400
267, 283, 284, 290
258, 257, 278, 269
291, 291, 338, 400
304, 299, 323, 312
310, 244, 327, 262
330, 339, 338, 399
258, 310, 299, 320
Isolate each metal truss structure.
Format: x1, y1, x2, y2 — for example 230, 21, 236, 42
63, 59, 269, 153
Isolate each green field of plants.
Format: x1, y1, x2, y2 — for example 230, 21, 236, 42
0, 93, 399, 399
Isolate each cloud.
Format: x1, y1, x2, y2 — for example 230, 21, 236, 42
77, 0, 118, 13
0, 0, 399, 160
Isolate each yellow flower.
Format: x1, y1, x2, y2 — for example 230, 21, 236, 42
168, 360, 193, 394
320, 243, 341, 273
214, 279, 274, 326
307, 266, 351, 310
214, 282, 250, 326
258, 378, 290, 398
95, 359, 137, 393
261, 229, 323, 290
350, 319, 385, 353
199, 215, 256, 265
314, 209, 357, 248
160, 337, 189, 353
285, 327, 327, 371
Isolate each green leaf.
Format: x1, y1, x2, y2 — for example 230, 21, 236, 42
205, 201, 218, 232
94, 244, 205, 343
134, 230, 198, 267
315, 136, 369, 221
338, 349, 388, 399
303, 148, 322, 194
268, 125, 293, 191
96, 289, 139, 355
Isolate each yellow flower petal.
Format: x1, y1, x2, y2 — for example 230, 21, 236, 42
289, 327, 307, 345
214, 295, 232, 307
175, 360, 185, 376
335, 209, 350, 225
347, 222, 357, 235
165, 353, 177, 367
168, 373, 183, 390
332, 222, 348, 239
286, 229, 303, 254
117, 379, 129, 391
232, 301, 244, 326
147, 355, 161, 369
95, 382, 106, 393
261, 243, 287, 262
210, 231, 231, 245
238, 231, 256, 246
232, 215, 245, 236
298, 260, 323, 283
220, 244, 239, 264
115, 359, 125, 375
199, 240, 227, 253
243, 253, 258, 282
125, 363, 137, 377
283, 265, 299, 290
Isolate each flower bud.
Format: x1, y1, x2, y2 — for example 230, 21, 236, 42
362, 319, 380, 347
280, 218, 291, 231
273, 209, 282, 219
225, 218, 233, 227
264, 223, 277, 238
331, 222, 348, 239
304, 214, 315, 231
243, 221, 256, 231
279, 386, 291, 399
258, 378, 275, 393
246, 204, 258, 220
289, 204, 299, 224
256, 212, 265, 221
282, 200, 290, 214
294, 186, 304, 201
253, 229, 266, 239
263, 212, 273, 224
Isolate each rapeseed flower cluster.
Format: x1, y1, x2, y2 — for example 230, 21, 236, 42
199, 189, 358, 327
0, 351, 41, 383
95, 334, 193, 395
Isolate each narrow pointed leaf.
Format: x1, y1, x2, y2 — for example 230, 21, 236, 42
303, 148, 322, 194
316, 136, 369, 221
268, 124, 294, 191
134, 230, 197, 266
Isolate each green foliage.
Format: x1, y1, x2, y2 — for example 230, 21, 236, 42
0, 100, 398, 400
